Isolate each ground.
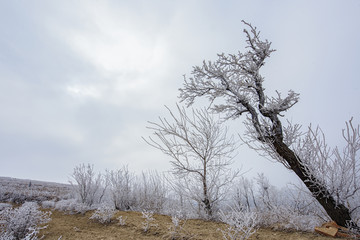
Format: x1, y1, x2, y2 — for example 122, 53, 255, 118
40, 210, 335, 240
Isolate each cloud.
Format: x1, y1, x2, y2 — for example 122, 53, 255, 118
0, 0, 359, 187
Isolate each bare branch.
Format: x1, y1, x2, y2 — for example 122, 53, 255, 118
144, 104, 239, 219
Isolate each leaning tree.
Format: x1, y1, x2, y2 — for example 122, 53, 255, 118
179, 21, 358, 228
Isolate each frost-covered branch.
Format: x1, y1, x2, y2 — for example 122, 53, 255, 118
293, 119, 360, 226
69, 164, 107, 207
178, 20, 357, 228
145, 104, 239, 219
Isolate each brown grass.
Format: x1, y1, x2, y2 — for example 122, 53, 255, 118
40, 210, 335, 240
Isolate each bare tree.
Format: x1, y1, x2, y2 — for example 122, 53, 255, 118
106, 166, 135, 210
145, 105, 239, 219
179, 20, 357, 228
136, 170, 168, 213
69, 163, 106, 206
232, 176, 258, 212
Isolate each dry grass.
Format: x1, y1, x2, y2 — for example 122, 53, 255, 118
40, 210, 335, 240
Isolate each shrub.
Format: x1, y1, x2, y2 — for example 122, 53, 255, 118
141, 210, 157, 233
219, 210, 259, 240
257, 206, 322, 232
41, 201, 56, 209
0, 203, 11, 211
54, 199, 90, 214
117, 216, 127, 226
0, 202, 51, 240
89, 205, 116, 224
164, 213, 193, 240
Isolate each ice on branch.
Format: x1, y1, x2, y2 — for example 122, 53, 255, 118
179, 20, 358, 228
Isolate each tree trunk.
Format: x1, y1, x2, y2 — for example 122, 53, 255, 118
202, 174, 213, 218
272, 139, 356, 229
202, 197, 213, 218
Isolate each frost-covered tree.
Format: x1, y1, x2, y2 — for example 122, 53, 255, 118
69, 164, 107, 206
232, 177, 258, 212
106, 166, 135, 210
179, 20, 357, 228
145, 105, 238, 219
135, 170, 168, 213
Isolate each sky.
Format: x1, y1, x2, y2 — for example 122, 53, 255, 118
0, 0, 359, 187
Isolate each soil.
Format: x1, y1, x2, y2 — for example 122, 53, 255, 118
40, 210, 336, 240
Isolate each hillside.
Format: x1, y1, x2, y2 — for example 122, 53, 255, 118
0, 176, 336, 239
0, 176, 72, 203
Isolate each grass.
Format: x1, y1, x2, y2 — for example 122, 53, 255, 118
40, 210, 335, 240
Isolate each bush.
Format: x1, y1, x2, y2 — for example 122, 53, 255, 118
0, 203, 11, 211
164, 213, 193, 240
41, 201, 56, 209
219, 210, 259, 240
89, 205, 116, 224
257, 207, 322, 232
0, 202, 51, 240
117, 216, 127, 226
54, 199, 90, 214
141, 210, 158, 233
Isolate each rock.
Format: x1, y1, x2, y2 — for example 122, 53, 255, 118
315, 226, 338, 237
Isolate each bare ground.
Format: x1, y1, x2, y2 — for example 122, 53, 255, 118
40, 210, 335, 240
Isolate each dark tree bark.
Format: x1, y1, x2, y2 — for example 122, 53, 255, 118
271, 139, 354, 228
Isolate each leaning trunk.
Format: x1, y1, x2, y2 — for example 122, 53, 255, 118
272, 139, 356, 229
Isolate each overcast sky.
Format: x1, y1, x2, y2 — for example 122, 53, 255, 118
0, 0, 359, 186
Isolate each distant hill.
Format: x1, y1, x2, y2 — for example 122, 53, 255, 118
0, 176, 72, 204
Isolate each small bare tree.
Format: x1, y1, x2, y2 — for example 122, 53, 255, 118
106, 166, 134, 210
232, 177, 258, 212
179, 20, 357, 228
145, 105, 239, 219
69, 163, 106, 206
136, 170, 168, 213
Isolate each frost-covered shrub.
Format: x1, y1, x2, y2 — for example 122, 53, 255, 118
54, 199, 90, 214
117, 216, 127, 226
0, 202, 51, 240
0, 203, 12, 211
89, 205, 116, 224
41, 200, 56, 209
164, 212, 193, 240
0, 231, 14, 240
257, 206, 322, 232
219, 210, 259, 240
141, 210, 157, 233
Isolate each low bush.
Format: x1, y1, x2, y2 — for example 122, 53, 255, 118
141, 210, 158, 233
89, 205, 117, 224
41, 200, 56, 209
54, 199, 90, 214
0, 202, 51, 240
219, 210, 259, 240
0, 203, 11, 211
257, 207, 322, 232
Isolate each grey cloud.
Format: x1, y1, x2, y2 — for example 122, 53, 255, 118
0, 0, 359, 186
